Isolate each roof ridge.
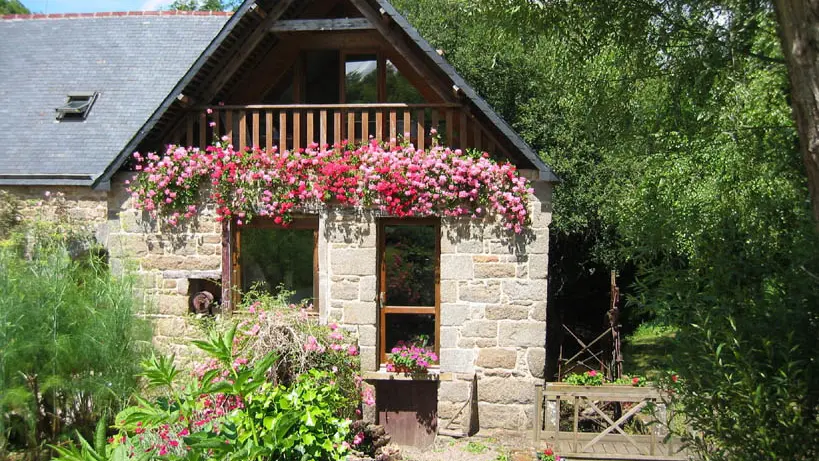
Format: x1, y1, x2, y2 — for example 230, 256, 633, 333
1, 10, 234, 21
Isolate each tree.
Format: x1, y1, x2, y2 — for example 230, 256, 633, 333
0, 0, 29, 14
393, 1, 819, 458
773, 1, 819, 230
168, 0, 240, 11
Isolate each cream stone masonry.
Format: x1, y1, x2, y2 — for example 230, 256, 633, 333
0, 173, 553, 434
436, 178, 552, 434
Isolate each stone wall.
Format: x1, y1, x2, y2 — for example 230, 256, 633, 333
319, 208, 379, 372
436, 179, 552, 433
2, 185, 108, 231
105, 173, 223, 361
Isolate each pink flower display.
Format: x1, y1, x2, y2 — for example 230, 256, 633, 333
128, 135, 533, 232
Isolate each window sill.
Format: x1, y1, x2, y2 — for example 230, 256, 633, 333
362, 370, 454, 381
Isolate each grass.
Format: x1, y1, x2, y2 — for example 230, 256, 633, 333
464, 441, 489, 454
621, 322, 678, 380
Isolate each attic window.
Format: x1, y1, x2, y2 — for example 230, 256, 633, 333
56, 93, 98, 121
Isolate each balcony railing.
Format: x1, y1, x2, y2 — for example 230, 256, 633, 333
171, 103, 501, 154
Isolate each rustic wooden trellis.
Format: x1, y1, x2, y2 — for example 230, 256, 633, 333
557, 271, 623, 381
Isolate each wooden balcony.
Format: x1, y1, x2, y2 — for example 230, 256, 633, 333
172, 103, 504, 154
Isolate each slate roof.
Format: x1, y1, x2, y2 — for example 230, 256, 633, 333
0, 12, 230, 186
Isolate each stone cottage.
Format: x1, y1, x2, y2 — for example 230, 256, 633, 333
0, 0, 556, 442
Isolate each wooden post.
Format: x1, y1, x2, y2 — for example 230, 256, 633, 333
333, 111, 341, 145
265, 112, 273, 151
573, 396, 580, 453
279, 111, 287, 152
220, 220, 233, 315
347, 111, 355, 142
306, 111, 314, 145
252, 110, 260, 148
199, 112, 207, 148
225, 111, 233, 146
293, 110, 301, 150
389, 109, 397, 142
534, 384, 543, 441
416, 110, 425, 150
320, 110, 327, 147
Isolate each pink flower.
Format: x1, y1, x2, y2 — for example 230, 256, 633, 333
353, 431, 365, 446
588, 370, 598, 377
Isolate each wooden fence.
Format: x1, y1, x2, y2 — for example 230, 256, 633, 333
534, 383, 691, 460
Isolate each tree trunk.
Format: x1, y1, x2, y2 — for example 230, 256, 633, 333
773, 0, 819, 230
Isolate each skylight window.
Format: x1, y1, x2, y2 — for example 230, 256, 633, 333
56, 93, 98, 121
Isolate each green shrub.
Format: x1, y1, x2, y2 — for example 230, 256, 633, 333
104, 319, 355, 461
0, 230, 152, 457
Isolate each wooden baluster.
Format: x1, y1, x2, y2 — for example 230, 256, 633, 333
334, 111, 342, 145
186, 116, 193, 147
375, 110, 383, 142
573, 396, 580, 453
265, 112, 273, 151
225, 111, 233, 146
446, 109, 454, 147
346, 111, 354, 143
293, 110, 301, 151
403, 111, 411, 140
416, 110, 425, 150
306, 111, 314, 146
199, 112, 207, 148
459, 111, 467, 148
252, 111, 260, 148
473, 122, 482, 151
389, 109, 397, 143
239, 111, 247, 151
279, 111, 287, 152
362, 111, 369, 141
320, 110, 327, 147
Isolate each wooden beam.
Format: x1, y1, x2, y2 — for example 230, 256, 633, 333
348, 0, 451, 102
203, 0, 296, 102
270, 18, 374, 32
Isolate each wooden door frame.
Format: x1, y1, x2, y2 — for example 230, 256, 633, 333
377, 217, 441, 365
227, 215, 320, 312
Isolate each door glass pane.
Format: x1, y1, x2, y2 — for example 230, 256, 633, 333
345, 54, 378, 103
384, 225, 435, 306
240, 227, 314, 306
384, 313, 436, 357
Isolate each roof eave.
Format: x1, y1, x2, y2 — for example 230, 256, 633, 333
92, 2, 260, 190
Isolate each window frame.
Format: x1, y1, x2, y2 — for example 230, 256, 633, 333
230, 216, 320, 312
377, 217, 441, 366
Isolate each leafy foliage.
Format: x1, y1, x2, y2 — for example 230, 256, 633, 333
167, 0, 240, 12
53, 290, 374, 461
392, 0, 818, 459
0, 0, 29, 14
0, 224, 152, 458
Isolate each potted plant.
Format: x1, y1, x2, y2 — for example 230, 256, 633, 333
385, 336, 438, 374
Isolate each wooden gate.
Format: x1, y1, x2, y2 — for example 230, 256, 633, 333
534, 384, 690, 460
